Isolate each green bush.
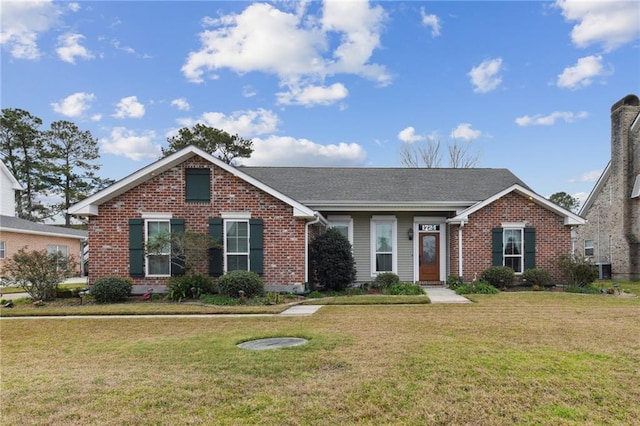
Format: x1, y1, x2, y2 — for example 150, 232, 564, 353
166, 274, 214, 302
217, 270, 264, 298
558, 255, 598, 287
446, 275, 464, 290
522, 268, 551, 286
383, 283, 424, 295
373, 272, 400, 290
91, 277, 132, 303
480, 266, 515, 287
454, 281, 499, 295
309, 228, 356, 291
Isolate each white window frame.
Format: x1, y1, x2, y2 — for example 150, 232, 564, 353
370, 215, 397, 276
145, 219, 171, 277
328, 215, 353, 245
503, 228, 524, 273
584, 239, 594, 257
225, 219, 250, 273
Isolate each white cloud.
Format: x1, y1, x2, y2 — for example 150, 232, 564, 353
556, 55, 607, 90
468, 57, 503, 93
101, 127, 161, 161
182, 1, 389, 104
51, 92, 95, 117
450, 123, 482, 141
515, 110, 588, 126
170, 98, 190, 111
0, 0, 61, 59
397, 126, 425, 143
555, 0, 640, 52
113, 96, 145, 119
570, 169, 603, 183
179, 108, 279, 137
56, 33, 94, 64
241, 135, 367, 166
276, 82, 348, 106
420, 7, 441, 37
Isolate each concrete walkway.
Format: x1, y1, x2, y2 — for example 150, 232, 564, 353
424, 287, 471, 304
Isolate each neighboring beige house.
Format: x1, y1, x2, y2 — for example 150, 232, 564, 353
576, 94, 640, 281
0, 161, 87, 277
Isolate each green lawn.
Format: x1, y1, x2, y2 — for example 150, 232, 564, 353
1, 291, 638, 425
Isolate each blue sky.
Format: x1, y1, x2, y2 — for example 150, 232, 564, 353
1, 0, 639, 207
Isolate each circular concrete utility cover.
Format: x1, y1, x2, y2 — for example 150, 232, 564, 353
237, 337, 308, 350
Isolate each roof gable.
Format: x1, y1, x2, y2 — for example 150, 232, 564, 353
449, 184, 586, 226
67, 146, 316, 218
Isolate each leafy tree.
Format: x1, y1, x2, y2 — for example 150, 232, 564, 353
309, 228, 356, 291
400, 137, 479, 168
0, 108, 52, 220
2, 248, 77, 301
44, 120, 114, 226
162, 124, 253, 164
549, 192, 580, 212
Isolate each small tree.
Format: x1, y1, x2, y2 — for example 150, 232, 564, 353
2, 248, 77, 301
145, 230, 219, 276
309, 228, 356, 291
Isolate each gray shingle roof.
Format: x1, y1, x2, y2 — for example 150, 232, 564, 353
241, 167, 527, 205
0, 215, 87, 238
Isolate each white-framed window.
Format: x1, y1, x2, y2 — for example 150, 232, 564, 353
328, 215, 353, 245
584, 239, 594, 257
371, 216, 397, 275
225, 220, 249, 272
503, 228, 523, 273
0, 241, 5, 259
145, 219, 171, 276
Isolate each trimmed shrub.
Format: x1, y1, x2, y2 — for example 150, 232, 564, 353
558, 255, 598, 287
522, 268, 551, 286
166, 274, 214, 302
373, 272, 400, 290
309, 228, 356, 291
91, 277, 132, 303
217, 270, 264, 298
480, 266, 515, 288
446, 275, 464, 290
454, 281, 499, 295
383, 283, 424, 295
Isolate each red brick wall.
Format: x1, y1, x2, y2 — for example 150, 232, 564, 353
88, 157, 308, 286
450, 192, 572, 282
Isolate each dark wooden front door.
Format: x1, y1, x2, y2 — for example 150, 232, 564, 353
419, 233, 440, 281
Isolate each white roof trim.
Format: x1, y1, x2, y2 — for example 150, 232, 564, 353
448, 184, 586, 226
579, 162, 610, 216
68, 146, 316, 219
0, 161, 23, 190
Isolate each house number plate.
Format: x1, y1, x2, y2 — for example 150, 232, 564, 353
419, 224, 439, 231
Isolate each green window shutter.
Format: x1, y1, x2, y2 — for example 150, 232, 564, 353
491, 228, 503, 266
170, 219, 185, 276
209, 218, 223, 277
524, 227, 536, 270
185, 168, 211, 203
129, 218, 145, 277
249, 218, 264, 276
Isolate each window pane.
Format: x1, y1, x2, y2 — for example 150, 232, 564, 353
504, 230, 521, 255
376, 254, 392, 272
227, 255, 248, 271
148, 254, 170, 275
376, 223, 392, 253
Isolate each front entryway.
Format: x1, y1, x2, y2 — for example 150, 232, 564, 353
419, 232, 440, 281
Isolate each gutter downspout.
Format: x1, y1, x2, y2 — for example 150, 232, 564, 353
458, 218, 467, 278
305, 212, 328, 283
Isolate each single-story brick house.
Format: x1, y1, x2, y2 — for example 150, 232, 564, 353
68, 146, 584, 293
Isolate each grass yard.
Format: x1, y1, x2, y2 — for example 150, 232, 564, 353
1, 291, 638, 425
